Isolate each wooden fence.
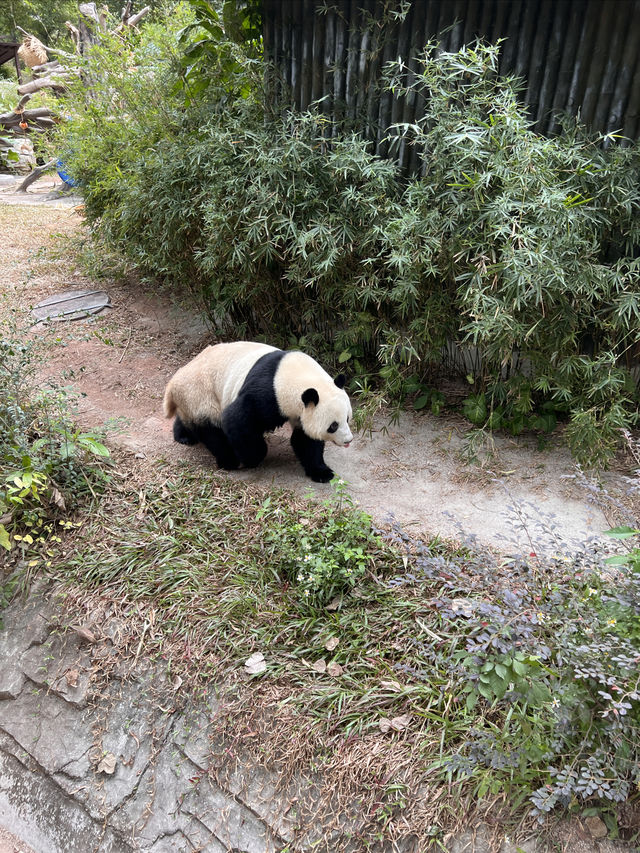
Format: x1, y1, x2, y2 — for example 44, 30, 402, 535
262, 0, 640, 171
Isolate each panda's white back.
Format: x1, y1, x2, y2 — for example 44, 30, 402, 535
165, 341, 276, 425
219, 342, 278, 409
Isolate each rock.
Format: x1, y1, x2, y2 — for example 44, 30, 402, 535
584, 816, 608, 839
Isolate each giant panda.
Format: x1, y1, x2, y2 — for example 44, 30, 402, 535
163, 342, 353, 483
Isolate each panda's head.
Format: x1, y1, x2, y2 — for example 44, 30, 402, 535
300, 374, 353, 446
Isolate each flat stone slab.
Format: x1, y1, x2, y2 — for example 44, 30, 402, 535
31, 289, 110, 322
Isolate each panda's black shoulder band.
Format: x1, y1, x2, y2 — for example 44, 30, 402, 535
237, 349, 288, 430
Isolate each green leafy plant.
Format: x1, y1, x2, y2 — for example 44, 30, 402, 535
176, 0, 262, 105
257, 479, 382, 606
386, 41, 640, 465
0, 326, 111, 554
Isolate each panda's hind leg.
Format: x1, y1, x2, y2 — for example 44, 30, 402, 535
173, 415, 198, 445
291, 427, 333, 483
196, 421, 240, 470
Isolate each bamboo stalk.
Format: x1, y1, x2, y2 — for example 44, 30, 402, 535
608, 0, 640, 139
354, 0, 374, 123
566, 0, 601, 117
375, 7, 399, 158
300, 1, 314, 110
524, 0, 555, 129
310, 2, 326, 105
344, 0, 361, 125
513, 0, 537, 88
462, 0, 483, 46
281, 0, 292, 100
441, 0, 467, 53
580, 0, 616, 128
389, 3, 412, 168
364, 0, 384, 145
323, 3, 336, 126
332, 0, 349, 131
290, 0, 302, 109
548, 0, 585, 135
403, 0, 429, 176
621, 19, 640, 141
498, 0, 523, 75
535, 0, 572, 133
591, 0, 632, 134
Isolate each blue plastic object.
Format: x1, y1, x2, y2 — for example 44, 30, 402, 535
56, 159, 79, 187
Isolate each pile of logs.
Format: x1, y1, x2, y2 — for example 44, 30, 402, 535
0, 2, 149, 180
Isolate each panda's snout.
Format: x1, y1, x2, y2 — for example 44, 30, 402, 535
340, 429, 353, 447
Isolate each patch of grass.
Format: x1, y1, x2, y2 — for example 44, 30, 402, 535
47, 464, 640, 848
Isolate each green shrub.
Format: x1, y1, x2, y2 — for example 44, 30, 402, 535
0, 327, 110, 554
386, 41, 640, 464
256, 480, 382, 606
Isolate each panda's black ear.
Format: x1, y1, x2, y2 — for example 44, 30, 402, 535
334, 374, 346, 389
301, 388, 319, 407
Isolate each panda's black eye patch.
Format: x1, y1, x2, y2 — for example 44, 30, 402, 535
327, 422, 339, 434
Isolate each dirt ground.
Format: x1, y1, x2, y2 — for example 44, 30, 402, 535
0, 174, 628, 555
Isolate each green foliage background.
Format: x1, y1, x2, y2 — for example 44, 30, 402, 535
52, 4, 640, 466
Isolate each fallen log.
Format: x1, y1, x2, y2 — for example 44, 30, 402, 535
0, 107, 55, 125
16, 157, 57, 192
31, 60, 63, 75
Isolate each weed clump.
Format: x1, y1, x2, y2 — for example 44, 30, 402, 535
0, 324, 110, 557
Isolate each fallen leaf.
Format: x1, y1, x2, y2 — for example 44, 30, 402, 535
380, 679, 403, 692
450, 598, 474, 616
97, 752, 116, 774
312, 659, 327, 673
244, 652, 266, 675
324, 636, 339, 651
72, 625, 96, 644
65, 669, 79, 688
378, 717, 391, 733
51, 487, 66, 510
390, 713, 411, 731
327, 662, 343, 677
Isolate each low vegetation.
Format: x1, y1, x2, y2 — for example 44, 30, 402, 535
0, 322, 110, 559
38, 467, 639, 847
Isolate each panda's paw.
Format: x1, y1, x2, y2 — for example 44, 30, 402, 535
176, 435, 198, 446
309, 465, 334, 483
217, 457, 240, 471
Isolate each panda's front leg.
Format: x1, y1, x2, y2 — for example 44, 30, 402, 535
291, 427, 334, 483
222, 400, 268, 469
